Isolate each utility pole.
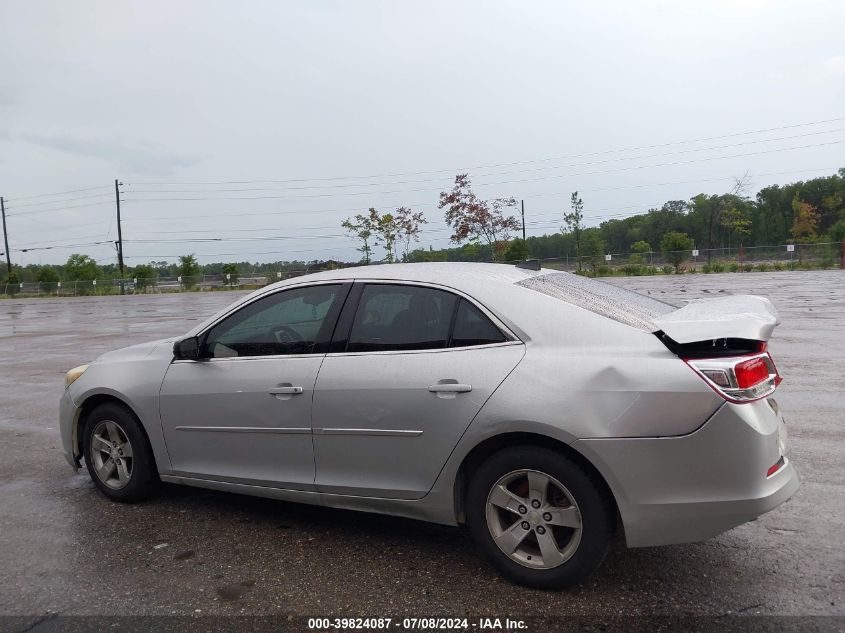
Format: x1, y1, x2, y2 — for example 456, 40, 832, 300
1, 197, 10, 275
114, 179, 125, 293
521, 199, 525, 241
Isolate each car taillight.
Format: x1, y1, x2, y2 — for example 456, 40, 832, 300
684, 351, 781, 403
735, 357, 770, 388
767, 456, 786, 477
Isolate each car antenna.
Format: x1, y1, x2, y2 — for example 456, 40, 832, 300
515, 259, 541, 271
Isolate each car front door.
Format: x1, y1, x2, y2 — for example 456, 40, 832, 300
159, 282, 349, 489
311, 282, 525, 500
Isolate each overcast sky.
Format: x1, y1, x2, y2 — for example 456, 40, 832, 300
1, 0, 844, 267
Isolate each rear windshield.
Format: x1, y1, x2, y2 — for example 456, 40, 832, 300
516, 272, 677, 332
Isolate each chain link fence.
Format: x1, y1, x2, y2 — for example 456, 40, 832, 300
2, 242, 843, 297
0, 272, 306, 298
529, 241, 845, 275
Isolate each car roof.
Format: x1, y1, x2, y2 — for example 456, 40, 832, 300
273, 262, 542, 291
188, 262, 672, 347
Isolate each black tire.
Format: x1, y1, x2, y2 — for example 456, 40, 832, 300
82, 402, 160, 503
466, 445, 615, 589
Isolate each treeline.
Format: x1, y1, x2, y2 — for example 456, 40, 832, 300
3, 256, 322, 285
409, 169, 845, 263
4, 169, 844, 286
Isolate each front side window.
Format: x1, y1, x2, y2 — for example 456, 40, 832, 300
203, 284, 341, 358
347, 284, 458, 352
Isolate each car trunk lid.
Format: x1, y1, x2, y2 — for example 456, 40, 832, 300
652, 294, 779, 344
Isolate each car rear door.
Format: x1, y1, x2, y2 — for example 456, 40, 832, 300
159, 282, 349, 489
311, 282, 525, 500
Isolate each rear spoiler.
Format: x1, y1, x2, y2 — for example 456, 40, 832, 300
652, 295, 779, 344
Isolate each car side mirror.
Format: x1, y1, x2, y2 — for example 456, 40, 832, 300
173, 336, 201, 360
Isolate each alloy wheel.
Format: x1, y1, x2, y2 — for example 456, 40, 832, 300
485, 469, 582, 569
89, 420, 134, 490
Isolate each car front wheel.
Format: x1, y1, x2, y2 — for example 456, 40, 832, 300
82, 403, 159, 502
467, 446, 615, 589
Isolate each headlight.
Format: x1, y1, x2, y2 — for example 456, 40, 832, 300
64, 364, 89, 389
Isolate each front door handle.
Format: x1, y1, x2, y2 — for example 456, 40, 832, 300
428, 383, 472, 393
269, 384, 303, 400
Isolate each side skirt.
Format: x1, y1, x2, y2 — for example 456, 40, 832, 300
158, 474, 459, 527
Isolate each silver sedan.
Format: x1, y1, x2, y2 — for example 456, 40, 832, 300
59, 262, 799, 589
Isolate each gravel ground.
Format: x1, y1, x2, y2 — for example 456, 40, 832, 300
0, 271, 842, 625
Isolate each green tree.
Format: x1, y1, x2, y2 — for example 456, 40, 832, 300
4, 271, 21, 295
132, 264, 156, 291
720, 207, 752, 252
624, 241, 651, 271
36, 267, 60, 284
341, 212, 377, 264
563, 191, 585, 271
631, 240, 651, 254
179, 254, 201, 289
221, 262, 239, 286
829, 218, 845, 243
503, 238, 530, 262
581, 229, 605, 273
660, 231, 695, 273
65, 254, 101, 281
371, 209, 400, 263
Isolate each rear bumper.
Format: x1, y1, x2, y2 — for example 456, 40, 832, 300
573, 398, 799, 547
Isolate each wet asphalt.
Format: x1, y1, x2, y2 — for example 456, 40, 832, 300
0, 271, 842, 620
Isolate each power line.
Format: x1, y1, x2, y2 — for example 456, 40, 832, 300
12, 240, 114, 253
123, 245, 357, 259
4, 200, 115, 218
12, 233, 111, 248
126, 115, 845, 186
2, 185, 111, 203
30, 208, 675, 251
122, 127, 845, 195
117, 166, 839, 224
119, 140, 845, 203
121, 204, 660, 238
2, 192, 114, 211
125, 234, 350, 244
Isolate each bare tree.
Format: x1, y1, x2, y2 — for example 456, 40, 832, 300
395, 207, 427, 260
438, 174, 520, 260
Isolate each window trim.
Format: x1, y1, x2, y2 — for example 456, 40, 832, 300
177, 281, 352, 362
328, 280, 520, 357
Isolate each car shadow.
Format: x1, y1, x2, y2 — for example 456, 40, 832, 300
144, 482, 762, 600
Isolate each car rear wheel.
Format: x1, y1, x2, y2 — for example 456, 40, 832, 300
82, 403, 159, 502
467, 446, 614, 589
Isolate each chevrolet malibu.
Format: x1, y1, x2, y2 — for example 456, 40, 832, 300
59, 262, 799, 588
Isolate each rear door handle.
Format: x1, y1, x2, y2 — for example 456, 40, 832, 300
428, 383, 472, 393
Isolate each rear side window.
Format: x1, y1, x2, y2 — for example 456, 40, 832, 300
450, 299, 506, 347
347, 284, 458, 352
